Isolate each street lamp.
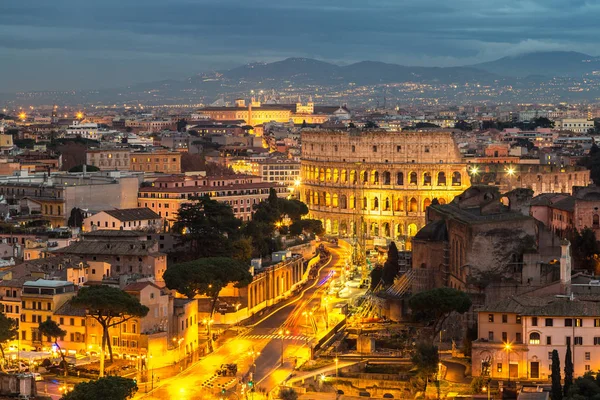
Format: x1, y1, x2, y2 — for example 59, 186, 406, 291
482, 381, 490, 400
278, 329, 290, 366
504, 342, 512, 383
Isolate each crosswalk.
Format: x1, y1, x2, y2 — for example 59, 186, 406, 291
239, 334, 309, 341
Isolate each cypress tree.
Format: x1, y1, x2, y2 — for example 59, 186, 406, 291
551, 349, 562, 400
564, 341, 574, 397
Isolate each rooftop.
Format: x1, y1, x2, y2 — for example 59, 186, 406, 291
54, 240, 159, 256
23, 279, 73, 288
101, 208, 161, 222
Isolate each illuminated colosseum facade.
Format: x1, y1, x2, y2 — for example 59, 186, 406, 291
300, 129, 471, 247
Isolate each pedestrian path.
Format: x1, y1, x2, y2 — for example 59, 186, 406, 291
239, 333, 309, 341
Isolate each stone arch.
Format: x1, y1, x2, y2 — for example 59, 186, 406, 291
332, 220, 339, 234
341, 169, 348, 183
371, 222, 379, 237
325, 193, 332, 207
372, 170, 379, 184
407, 223, 418, 237
396, 223, 404, 238
350, 170, 357, 184
340, 221, 348, 234
325, 219, 332, 234
384, 197, 390, 211
438, 171, 447, 186
439, 198, 446, 205
332, 194, 339, 207
349, 195, 356, 209
362, 196, 368, 210
395, 197, 404, 212
424, 198, 431, 210
362, 170, 369, 183
313, 191, 319, 205
372, 197, 379, 210
423, 172, 432, 186
350, 221, 356, 235
594, 214, 599, 227
452, 171, 462, 186
382, 222, 390, 237
397, 172, 404, 185
319, 168, 325, 182
409, 171, 417, 185
409, 197, 418, 212
340, 194, 347, 209
326, 168, 332, 181
383, 171, 391, 185
333, 168, 339, 183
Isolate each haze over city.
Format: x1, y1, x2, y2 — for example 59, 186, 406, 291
2, 0, 600, 91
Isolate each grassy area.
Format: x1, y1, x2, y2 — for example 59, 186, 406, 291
297, 358, 334, 371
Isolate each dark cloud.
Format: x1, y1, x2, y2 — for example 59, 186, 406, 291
0, 0, 598, 91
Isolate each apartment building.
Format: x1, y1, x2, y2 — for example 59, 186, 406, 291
130, 150, 181, 174
82, 208, 162, 232
85, 148, 131, 171
138, 174, 288, 224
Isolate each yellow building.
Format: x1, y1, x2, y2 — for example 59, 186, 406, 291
300, 129, 471, 244
20, 280, 76, 350
130, 150, 181, 174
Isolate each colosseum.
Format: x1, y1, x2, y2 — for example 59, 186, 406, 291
300, 129, 471, 247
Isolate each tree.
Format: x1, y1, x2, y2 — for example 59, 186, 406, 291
279, 387, 299, 400
164, 257, 252, 351
70, 287, 149, 363
364, 120, 379, 129
532, 117, 555, 129
381, 241, 399, 286
173, 196, 241, 259
38, 319, 68, 377
552, 349, 563, 400
569, 228, 600, 271
454, 120, 472, 131
176, 119, 187, 132
408, 287, 472, 340
411, 342, 439, 377
231, 237, 253, 264
68, 207, 85, 228
565, 341, 574, 397
0, 310, 17, 364
61, 376, 137, 400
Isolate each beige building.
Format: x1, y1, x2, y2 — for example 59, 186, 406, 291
86, 148, 131, 171
82, 208, 162, 232
130, 150, 181, 174
300, 129, 470, 242
556, 118, 594, 133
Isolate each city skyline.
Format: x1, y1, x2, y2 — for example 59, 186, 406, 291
2, 0, 600, 92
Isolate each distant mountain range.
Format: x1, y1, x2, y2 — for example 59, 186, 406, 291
4, 51, 600, 105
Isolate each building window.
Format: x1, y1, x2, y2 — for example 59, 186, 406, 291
516, 315, 522, 324
502, 332, 507, 342
516, 332, 522, 343
545, 318, 553, 327
575, 318, 583, 327
586, 352, 591, 361
488, 331, 494, 341
488, 314, 494, 323
351, 145, 355, 153
586, 365, 591, 371
502, 314, 508, 323
575, 337, 583, 345
497, 363, 502, 373
546, 336, 552, 345
532, 317, 538, 326
548, 352, 553, 360
565, 318, 572, 327
595, 319, 600, 327
372, 146, 377, 153
529, 332, 541, 345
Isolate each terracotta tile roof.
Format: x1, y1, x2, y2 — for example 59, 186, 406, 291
54, 240, 160, 256
54, 300, 86, 317
123, 281, 161, 292
101, 208, 160, 221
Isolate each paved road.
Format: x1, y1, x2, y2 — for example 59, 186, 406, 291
137, 244, 343, 400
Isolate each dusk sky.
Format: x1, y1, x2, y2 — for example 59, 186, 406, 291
1, 0, 599, 92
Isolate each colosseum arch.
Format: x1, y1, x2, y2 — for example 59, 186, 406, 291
333, 169, 339, 182
383, 171, 391, 185
396, 223, 404, 238
407, 223, 418, 237
362, 170, 369, 183
424, 198, 431, 210
333, 220, 339, 234
340, 194, 347, 209
362, 196, 368, 210
350, 170, 357, 184
341, 169, 347, 183
452, 171, 462, 186
349, 195, 355, 209
326, 169, 332, 181
371, 222, 379, 236
438, 171, 447, 186
397, 172, 404, 185
372, 170, 379, 184
409, 172, 418, 185
313, 192, 319, 205
423, 172, 432, 186
332, 194, 339, 207
325, 219, 332, 234
395, 198, 404, 211
382, 222, 391, 237
325, 193, 332, 206
319, 168, 325, 182
372, 197, 379, 210
340, 221, 348, 234
409, 197, 418, 212
384, 197, 390, 211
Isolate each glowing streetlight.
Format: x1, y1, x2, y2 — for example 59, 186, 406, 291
76, 112, 83, 119
278, 329, 290, 366
293, 178, 301, 187
504, 342, 512, 382
470, 166, 479, 175
506, 167, 515, 176
18, 112, 26, 121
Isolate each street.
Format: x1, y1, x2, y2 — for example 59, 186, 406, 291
137, 244, 344, 400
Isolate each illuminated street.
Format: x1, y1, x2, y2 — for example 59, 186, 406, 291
137, 244, 344, 400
